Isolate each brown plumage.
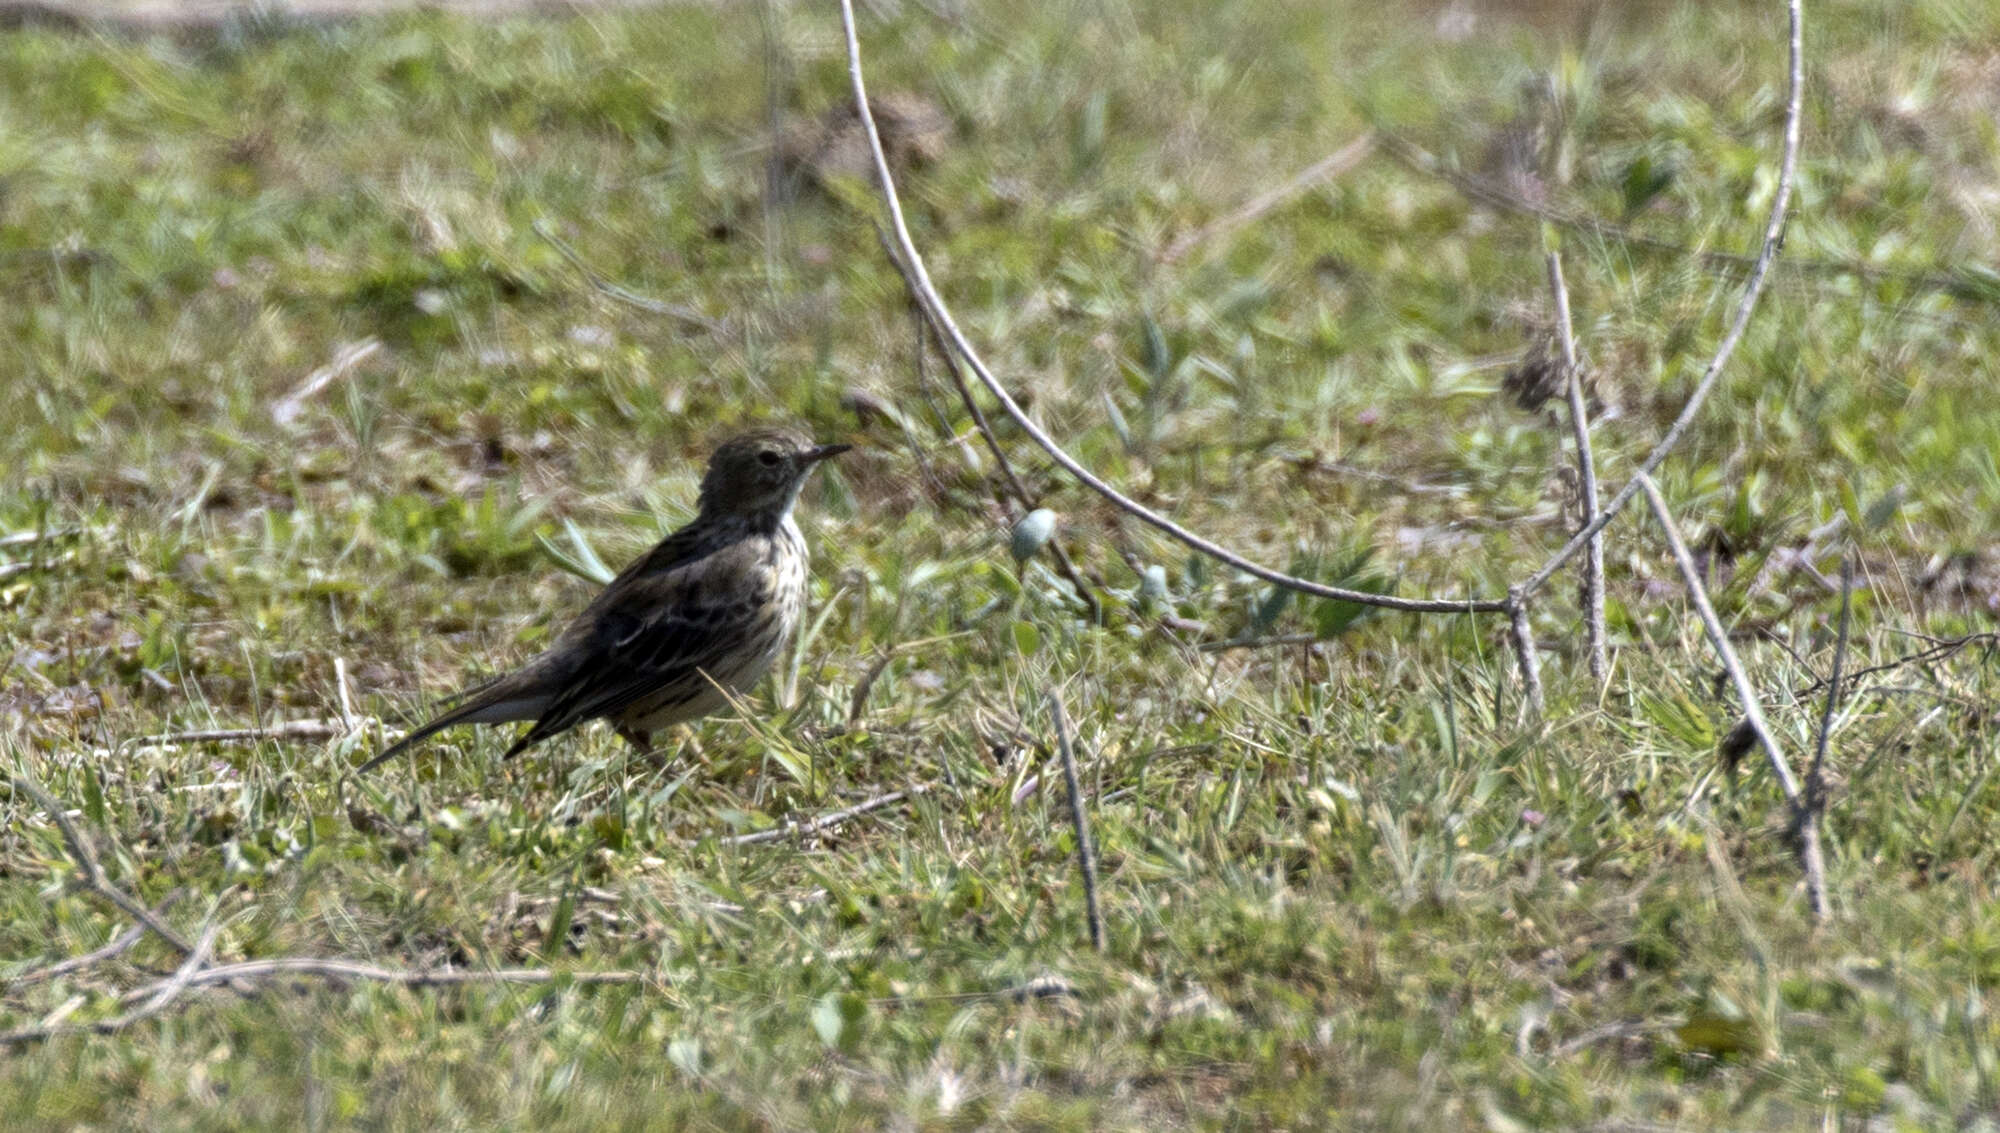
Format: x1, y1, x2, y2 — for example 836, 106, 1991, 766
357, 428, 849, 773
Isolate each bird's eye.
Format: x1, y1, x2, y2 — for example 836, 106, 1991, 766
757, 450, 781, 467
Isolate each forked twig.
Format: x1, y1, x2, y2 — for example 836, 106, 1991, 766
1520, 0, 1804, 600
1547, 253, 1608, 683
1047, 690, 1106, 952
8, 893, 183, 989
842, 0, 1804, 622
0, 920, 220, 1048
1638, 474, 1827, 919
836, 0, 1501, 615
712, 786, 930, 847
873, 224, 1103, 621
12, 778, 193, 955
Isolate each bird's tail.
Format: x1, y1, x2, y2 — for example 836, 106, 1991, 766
353, 673, 552, 774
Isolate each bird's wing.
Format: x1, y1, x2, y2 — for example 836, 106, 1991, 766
499, 534, 770, 757
355, 520, 737, 772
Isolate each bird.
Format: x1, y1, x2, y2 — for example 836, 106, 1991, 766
356, 427, 849, 773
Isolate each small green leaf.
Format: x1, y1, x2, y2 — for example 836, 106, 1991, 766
1863, 484, 1905, 531
1012, 619, 1041, 655
82, 767, 106, 829
1139, 313, 1171, 379
1676, 1009, 1758, 1058
544, 884, 576, 957
1620, 152, 1676, 219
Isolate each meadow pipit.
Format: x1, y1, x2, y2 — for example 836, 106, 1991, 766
357, 428, 849, 771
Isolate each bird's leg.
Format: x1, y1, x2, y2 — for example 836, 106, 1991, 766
615, 724, 654, 754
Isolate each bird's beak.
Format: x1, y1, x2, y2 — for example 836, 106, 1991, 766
804, 443, 852, 463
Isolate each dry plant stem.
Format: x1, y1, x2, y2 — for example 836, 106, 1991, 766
0, 955, 646, 1048
873, 224, 1104, 621
1047, 691, 1106, 953
1506, 588, 1545, 719
129, 719, 346, 746
12, 778, 194, 956
271, 339, 381, 426
930, 318, 1102, 621
8, 894, 182, 989
334, 657, 357, 729
0, 920, 219, 1048
712, 786, 929, 847
848, 650, 897, 725
1793, 630, 1997, 700
1804, 558, 1854, 831
1638, 474, 1828, 920
1547, 252, 1608, 684
1522, 0, 1804, 601
0, 527, 84, 550
125, 957, 642, 997
1384, 132, 1977, 303
531, 219, 724, 332
837, 0, 1502, 616
1157, 132, 1375, 265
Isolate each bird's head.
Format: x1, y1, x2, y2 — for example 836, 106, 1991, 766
697, 428, 850, 521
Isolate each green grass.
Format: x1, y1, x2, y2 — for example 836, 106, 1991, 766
4, 0, 2000, 1126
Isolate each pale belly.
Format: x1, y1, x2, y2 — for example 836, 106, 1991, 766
614, 522, 807, 735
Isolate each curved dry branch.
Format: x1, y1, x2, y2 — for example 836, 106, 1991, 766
1521, 0, 1804, 599
835, 0, 1504, 616
12, 777, 193, 957
1640, 474, 1827, 919
1547, 253, 1608, 684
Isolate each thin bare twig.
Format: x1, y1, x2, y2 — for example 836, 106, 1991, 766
271, 339, 382, 427
712, 786, 929, 847
333, 657, 357, 731
1803, 558, 1855, 838
125, 719, 347, 747
1792, 630, 1990, 700
1521, 0, 1804, 601
1638, 474, 1827, 920
0, 951, 645, 1047
837, 0, 1502, 615
1547, 253, 1608, 684
1383, 131, 1986, 303
1197, 631, 1321, 653
1157, 132, 1376, 265
7, 893, 182, 989
848, 650, 897, 726
120, 957, 643, 998
0, 919, 219, 1048
1047, 690, 1106, 953
0, 527, 85, 550
872, 224, 1104, 621
11, 778, 193, 956
532, 219, 724, 333
1506, 587, 1545, 720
